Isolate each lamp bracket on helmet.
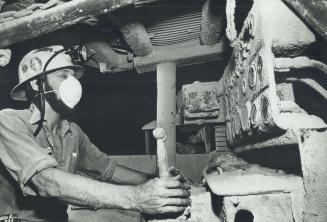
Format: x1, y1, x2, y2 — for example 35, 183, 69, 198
42, 45, 90, 72
65, 45, 89, 64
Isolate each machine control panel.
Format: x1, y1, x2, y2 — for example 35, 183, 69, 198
223, 4, 278, 147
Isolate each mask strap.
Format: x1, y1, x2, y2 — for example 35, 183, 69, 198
43, 89, 57, 94
33, 77, 46, 137
33, 49, 65, 137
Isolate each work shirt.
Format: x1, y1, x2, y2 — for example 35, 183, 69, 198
0, 105, 117, 222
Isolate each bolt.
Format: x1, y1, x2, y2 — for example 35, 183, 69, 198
242, 79, 247, 94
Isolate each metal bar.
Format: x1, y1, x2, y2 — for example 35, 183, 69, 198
285, 78, 327, 101
0, 0, 133, 48
134, 41, 225, 73
282, 0, 327, 41
275, 57, 327, 77
153, 128, 170, 178
298, 128, 327, 221
156, 62, 176, 167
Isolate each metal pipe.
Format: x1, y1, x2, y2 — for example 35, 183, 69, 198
156, 62, 176, 167
281, 0, 327, 42
84, 41, 225, 74
0, 0, 133, 48
153, 128, 169, 178
134, 41, 225, 73
275, 57, 327, 76
284, 77, 327, 101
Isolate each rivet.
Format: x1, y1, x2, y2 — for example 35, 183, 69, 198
257, 56, 263, 78
248, 65, 257, 89
241, 104, 250, 132
261, 95, 270, 123
242, 79, 247, 94
250, 103, 257, 127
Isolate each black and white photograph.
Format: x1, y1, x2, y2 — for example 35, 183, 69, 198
0, 0, 326, 221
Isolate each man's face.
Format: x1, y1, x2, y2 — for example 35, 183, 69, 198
45, 69, 75, 93
44, 68, 76, 113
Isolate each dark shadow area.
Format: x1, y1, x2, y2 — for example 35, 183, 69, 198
234, 209, 254, 222
234, 0, 253, 35
293, 81, 327, 123
237, 145, 302, 175
210, 192, 224, 218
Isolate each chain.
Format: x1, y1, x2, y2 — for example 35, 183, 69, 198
0, 0, 59, 24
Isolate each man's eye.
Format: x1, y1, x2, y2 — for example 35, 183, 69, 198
59, 74, 67, 78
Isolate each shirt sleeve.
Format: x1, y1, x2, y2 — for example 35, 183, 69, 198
74, 124, 117, 182
0, 109, 59, 196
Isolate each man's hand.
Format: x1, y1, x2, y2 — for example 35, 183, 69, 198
133, 177, 191, 214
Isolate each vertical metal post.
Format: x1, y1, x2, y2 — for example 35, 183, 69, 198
156, 62, 176, 167
298, 128, 327, 222
144, 131, 151, 154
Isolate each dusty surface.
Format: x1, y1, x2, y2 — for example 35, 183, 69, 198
298, 129, 327, 222
261, 0, 315, 56
205, 152, 304, 196
222, 193, 295, 222
205, 152, 305, 222
182, 81, 220, 119
200, 0, 224, 45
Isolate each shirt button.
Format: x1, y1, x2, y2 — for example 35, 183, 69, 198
47, 147, 53, 155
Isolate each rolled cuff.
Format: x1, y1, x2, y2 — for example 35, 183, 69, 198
20, 157, 59, 196
101, 158, 117, 182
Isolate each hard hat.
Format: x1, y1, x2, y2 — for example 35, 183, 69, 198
10, 45, 85, 101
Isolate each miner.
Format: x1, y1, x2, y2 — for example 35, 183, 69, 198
0, 45, 191, 222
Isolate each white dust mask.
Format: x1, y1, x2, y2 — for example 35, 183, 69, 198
45, 76, 82, 109
59, 76, 82, 109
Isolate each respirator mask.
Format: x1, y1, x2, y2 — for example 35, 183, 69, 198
45, 75, 82, 109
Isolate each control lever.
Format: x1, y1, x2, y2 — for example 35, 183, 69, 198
152, 128, 169, 178
153, 128, 192, 219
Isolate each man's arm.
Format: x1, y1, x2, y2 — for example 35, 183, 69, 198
110, 164, 154, 185
31, 167, 191, 214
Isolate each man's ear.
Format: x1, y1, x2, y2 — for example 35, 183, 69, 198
29, 79, 39, 91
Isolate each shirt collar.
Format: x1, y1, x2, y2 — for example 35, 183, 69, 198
29, 104, 72, 136
29, 104, 42, 125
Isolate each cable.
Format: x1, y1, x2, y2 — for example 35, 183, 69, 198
33, 77, 45, 137
32, 49, 64, 136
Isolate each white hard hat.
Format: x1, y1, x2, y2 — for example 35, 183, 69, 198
10, 45, 85, 101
